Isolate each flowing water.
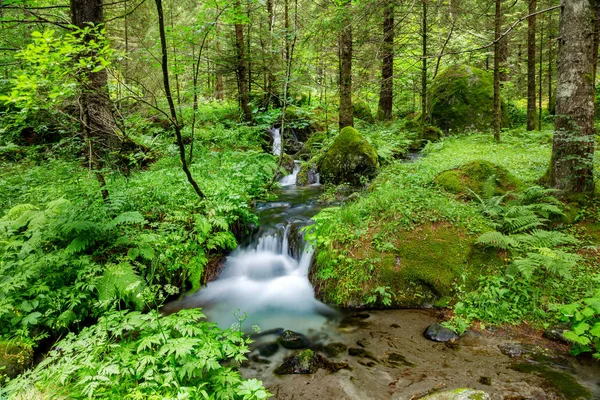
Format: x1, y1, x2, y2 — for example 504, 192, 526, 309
164, 164, 333, 332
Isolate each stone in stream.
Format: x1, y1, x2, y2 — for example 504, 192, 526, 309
542, 323, 571, 344
256, 342, 279, 358
420, 388, 490, 400
423, 323, 459, 342
498, 343, 539, 358
323, 342, 347, 357
274, 349, 349, 375
278, 330, 310, 350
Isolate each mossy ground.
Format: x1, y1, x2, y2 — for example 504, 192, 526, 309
307, 129, 555, 308
0, 341, 33, 382
435, 160, 524, 199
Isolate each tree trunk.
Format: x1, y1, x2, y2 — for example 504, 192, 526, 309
235, 0, 253, 122
527, 0, 537, 131
70, 0, 115, 201
266, 0, 277, 107
377, 2, 394, 121
215, 24, 224, 101
154, 0, 204, 199
549, 0, 596, 194
338, 1, 353, 129
538, 19, 544, 129
593, 0, 600, 82
421, 0, 428, 124
493, 0, 502, 142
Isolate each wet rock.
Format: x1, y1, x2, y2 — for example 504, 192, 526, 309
252, 327, 285, 338
274, 350, 349, 375
274, 349, 318, 374
256, 342, 279, 358
542, 324, 571, 344
324, 342, 347, 358
356, 338, 369, 348
498, 343, 539, 358
0, 340, 33, 380
421, 388, 490, 400
383, 352, 415, 368
278, 330, 310, 350
348, 347, 378, 362
423, 323, 459, 342
478, 376, 492, 385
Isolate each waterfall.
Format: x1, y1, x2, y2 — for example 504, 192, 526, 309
271, 127, 282, 156
172, 166, 331, 332
279, 161, 301, 186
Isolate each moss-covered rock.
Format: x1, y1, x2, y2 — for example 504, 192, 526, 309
281, 153, 295, 175
311, 222, 500, 308
435, 160, 523, 199
429, 65, 509, 133
0, 341, 33, 380
353, 100, 375, 124
280, 106, 322, 142
319, 127, 379, 186
296, 162, 319, 186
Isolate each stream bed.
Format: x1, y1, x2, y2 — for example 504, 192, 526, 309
166, 167, 600, 399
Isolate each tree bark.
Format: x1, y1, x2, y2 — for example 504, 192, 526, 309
493, 0, 502, 142
235, 0, 253, 122
421, 0, 428, 124
266, 0, 277, 107
338, 1, 353, 129
527, 0, 537, 131
549, 0, 596, 194
377, 2, 394, 121
70, 0, 115, 201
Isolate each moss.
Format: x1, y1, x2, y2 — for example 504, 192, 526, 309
281, 106, 322, 142
429, 64, 509, 133
435, 160, 524, 199
420, 125, 443, 142
319, 127, 379, 186
0, 340, 33, 380
353, 100, 375, 124
511, 363, 592, 400
281, 153, 295, 175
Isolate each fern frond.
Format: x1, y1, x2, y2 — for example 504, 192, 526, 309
514, 230, 579, 248
98, 262, 144, 310
109, 211, 145, 228
476, 231, 519, 250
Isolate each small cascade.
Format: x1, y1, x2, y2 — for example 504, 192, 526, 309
279, 161, 301, 186
271, 127, 282, 156
170, 166, 331, 332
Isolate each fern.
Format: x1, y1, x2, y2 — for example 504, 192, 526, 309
477, 231, 519, 250
109, 211, 146, 228
97, 262, 145, 310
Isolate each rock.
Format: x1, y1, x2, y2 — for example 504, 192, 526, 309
279, 106, 322, 143
0, 340, 33, 380
274, 349, 349, 375
429, 64, 509, 133
423, 323, 459, 343
348, 347, 378, 362
278, 330, 310, 350
353, 100, 375, 124
256, 342, 279, 358
281, 153, 295, 175
542, 324, 571, 344
274, 349, 318, 374
296, 163, 319, 186
421, 388, 490, 400
478, 376, 492, 385
324, 342, 347, 357
319, 127, 379, 186
435, 160, 523, 199
498, 343, 539, 358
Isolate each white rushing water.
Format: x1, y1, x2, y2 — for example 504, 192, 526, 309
271, 127, 282, 156
171, 166, 332, 332
279, 161, 301, 187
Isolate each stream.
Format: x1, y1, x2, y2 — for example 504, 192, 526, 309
165, 159, 600, 399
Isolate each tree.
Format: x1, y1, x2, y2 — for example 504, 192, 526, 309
526, 0, 537, 131
421, 0, 428, 124
549, 0, 597, 194
377, 2, 394, 121
234, 0, 253, 122
492, 0, 502, 142
338, 0, 353, 129
70, 0, 115, 201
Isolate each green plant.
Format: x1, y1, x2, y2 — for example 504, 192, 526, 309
1, 308, 271, 399
560, 292, 600, 359
365, 286, 393, 307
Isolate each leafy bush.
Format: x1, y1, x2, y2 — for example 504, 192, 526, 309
1, 309, 270, 399
561, 293, 600, 359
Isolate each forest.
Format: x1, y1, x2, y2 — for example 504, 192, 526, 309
0, 0, 599, 398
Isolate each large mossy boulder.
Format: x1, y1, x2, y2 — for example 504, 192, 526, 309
429, 65, 508, 133
435, 160, 523, 199
311, 222, 500, 308
0, 341, 33, 380
319, 127, 379, 186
